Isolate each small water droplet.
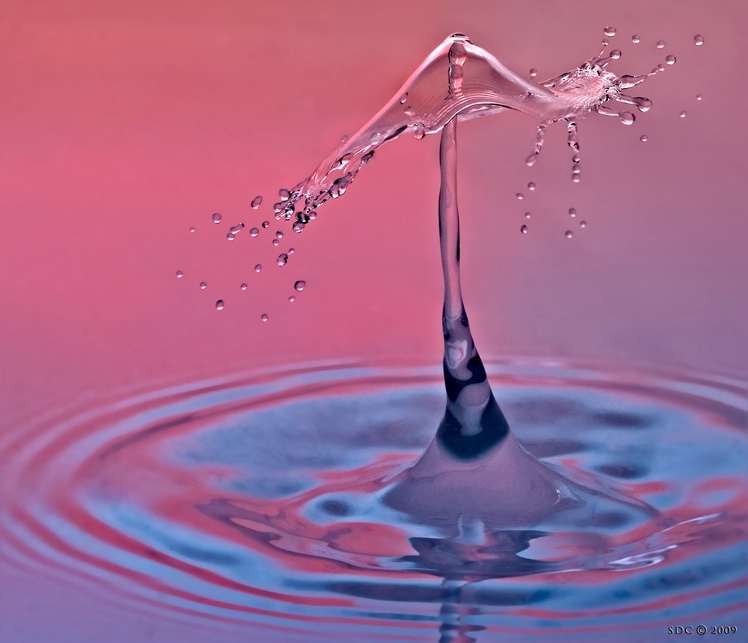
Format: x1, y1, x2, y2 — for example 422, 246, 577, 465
215, 300, 225, 310
569, 208, 577, 217
200, 281, 207, 289
279, 188, 290, 201
601, 39, 609, 47
524, 212, 531, 219
665, 55, 676, 65
529, 68, 538, 77
240, 283, 248, 291
696, 94, 702, 101
610, 49, 622, 60
516, 193, 524, 200
249, 227, 259, 237
288, 247, 295, 254
275, 231, 284, 239
565, 230, 574, 239
658, 63, 666, 72
260, 313, 268, 322
572, 153, 581, 163
254, 264, 262, 273
212, 212, 222, 224
580, 220, 587, 228
640, 134, 648, 142
229, 223, 245, 234
619, 111, 636, 125
571, 174, 581, 183
413, 124, 426, 139
572, 164, 581, 174
189, 226, 196, 233
294, 280, 306, 292
277, 253, 288, 266
656, 40, 665, 49
262, 221, 270, 229
399, 93, 408, 104
288, 295, 296, 302
680, 110, 687, 118
293, 222, 305, 234
176, 270, 184, 278
527, 181, 536, 191
272, 238, 280, 247
520, 224, 528, 234
251, 195, 262, 209
603, 26, 617, 37
525, 154, 538, 167
632, 34, 640, 44
694, 34, 704, 46
227, 232, 235, 241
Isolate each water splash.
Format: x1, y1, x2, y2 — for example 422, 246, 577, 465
276, 34, 655, 232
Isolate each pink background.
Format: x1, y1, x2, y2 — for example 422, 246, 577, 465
1, 1, 746, 641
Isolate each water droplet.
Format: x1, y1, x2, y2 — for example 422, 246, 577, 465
665, 55, 676, 65
413, 124, 426, 139
200, 281, 207, 289
640, 134, 648, 142
275, 231, 284, 240
525, 154, 537, 167
399, 93, 408, 104
520, 224, 528, 234
260, 313, 268, 322
293, 221, 305, 234
572, 153, 581, 163
288, 295, 296, 303
571, 174, 581, 183
680, 110, 687, 118
176, 270, 184, 278
240, 283, 248, 291
189, 226, 196, 233
272, 238, 280, 247
694, 34, 704, 46
632, 35, 641, 44
212, 212, 222, 224
529, 68, 538, 78
656, 40, 665, 49
634, 97, 652, 112
572, 164, 581, 174
262, 221, 270, 229
229, 223, 245, 234
601, 39, 609, 48
249, 227, 259, 237
603, 26, 617, 37
288, 247, 295, 254
254, 264, 262, 273
565, 230, 574, 239
619, 111, 635, 125
215, 300, 225, 310
527, 181, 536, 191
569, 208, 577, 217
516, 193, 524, 200
696, 94, 703, 101
251, 195, 262, 209
294, 280, 306, 292
658, 63, 666, 72
610, 49, 622, 60
279, 188, 290, 201
277, 253, 288, 266
524, 212, 531, 219
226, 232, 235, 241
580, 220, 587, 228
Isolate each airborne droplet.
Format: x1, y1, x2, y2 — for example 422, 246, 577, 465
200, 281, 207, 289
656, 40, 665, 49
288, 295, 296, 302
294, 280, 306, 292
619, 111, 635, 125
632, 35, 641, 44
262, 221, 270, 229
565, 230, 574, 239
229, 223, 244, 234
580, 220, 587, 228
189, 226, 196, 233
527, 182, 536, 191
694, 35, 704, 46
516, 193, 524, 200
240, 283, 248, 291
680, 111, 687, 118
277, 253, 288, 266
665, 55, 676, 65
251, 195, 262, 209
529, 68, 538, 78
640, 134, 648, 142
226, 232, 235, 241
569, 208, 577, 217
520, 224, 528, 234
215, 300, 225, 310
603, 26, 617, 37
261, 313, 268, 322
279, 188, 290, 201
254, 264, 262, 273
249, 227, 259, 237
212, 212, 222, 224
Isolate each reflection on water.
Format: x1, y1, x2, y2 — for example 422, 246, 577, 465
1, 361, 745, 641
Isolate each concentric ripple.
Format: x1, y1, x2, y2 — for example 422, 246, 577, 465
1, 361, 746, 641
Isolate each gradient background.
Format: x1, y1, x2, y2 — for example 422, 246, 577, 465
1, 1, 746, 641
